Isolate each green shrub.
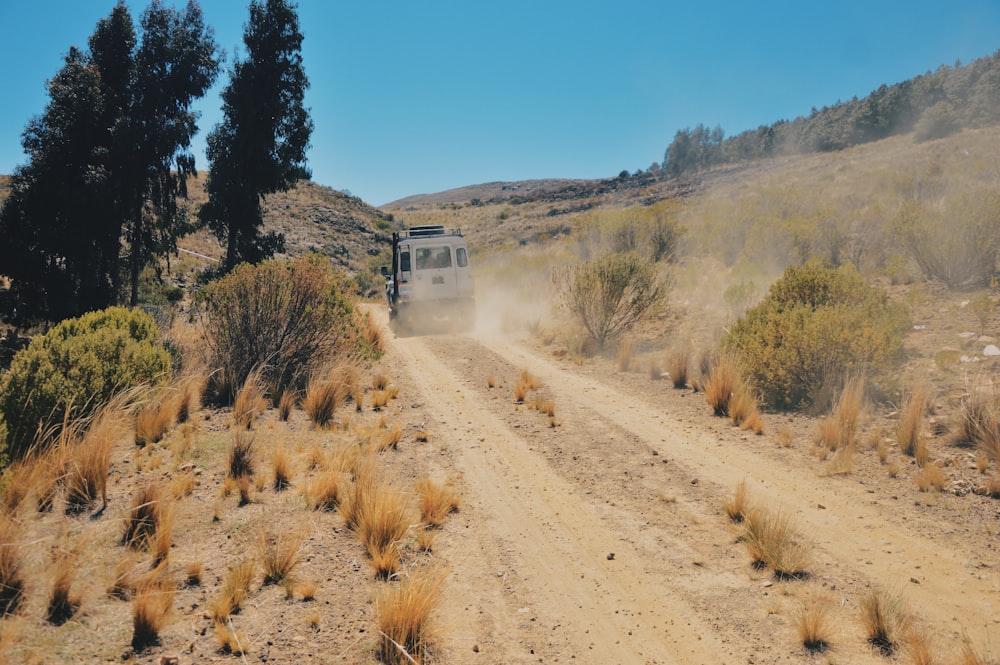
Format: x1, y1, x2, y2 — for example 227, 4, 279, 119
0, 307, 171, 459
724, 261, 908, 410
559, 251, 667, 348
197, 254, 362, 403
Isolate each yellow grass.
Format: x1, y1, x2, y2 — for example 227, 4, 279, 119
898, 384, 930, 461
122, 482, 165, 552
272, 442, 293, 491
741, 504, 811, 578
258, 525, 307, 586
134, 398, 173, 447
705, 353, 738, 417
376, 570, 445, 665
64, 405, 126, 512
0, 516, 25, 617
233, 365, 268, 429
357, 487, 413, 579
303, 367, 351, 428
131, 567, 175, 651
210, 559, 256, 623
415, 477, 461, 527
795, 591, 833, 653
667, 348, 690, 389
859, 585, 910, 656
723, 479, 748, 523
915, 463, 947, 492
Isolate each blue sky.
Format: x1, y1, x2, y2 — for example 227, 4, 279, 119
1, 1, 999, 206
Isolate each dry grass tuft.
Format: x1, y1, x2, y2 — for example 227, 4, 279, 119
0, 516, 26, 617
185, 561, 203, 586
957, 638, 1000, 665
416, 476, 461, 527
134, 398, 173, 447
121, 482, 165, 550
233, 365, 268, 429
131, 567, 175, 651
905, 632, 940, 665
915, 463, 947, 492
372, 372, 390, 391
340, 452, 380, 531
741, 504, 811, 578
897, 384, 930, 462
729, 384, 764, 434
258, 525, 307, 586
705, 353, 739, 417
859, 585, 910, 656
214, 620, 249, 655
228, 431, 255, 481
376, 569, 445, 665
307, 468, 345, 511
357, 487, 413, 579
775, 427, 794, 448
303, 367, 351, 428
723, 480, 748, 523
667, 348, 690, 389
170, 469, 196, 499
174, 373, 204, 424
795, 591, 833, 653
958, 392, 1000, 463
616, 338, 633, 372
278, 389, 297, 422
46, 546, 81, 625
272, 443, 293, 491
64, 405, 126, 512
210, 559, 256, 623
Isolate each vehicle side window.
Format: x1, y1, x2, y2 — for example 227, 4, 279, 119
456, 248, 468, 268
415, 247, 451, 270
400, 251, 411, 272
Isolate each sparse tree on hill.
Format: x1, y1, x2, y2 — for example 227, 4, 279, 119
200, 0, 313, 271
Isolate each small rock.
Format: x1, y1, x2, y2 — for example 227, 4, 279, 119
607, 553, 615, 560
762, 580, 773, 588
910, 577, 920, 584
984, 345, 1000, 357
817, 503, 826, 510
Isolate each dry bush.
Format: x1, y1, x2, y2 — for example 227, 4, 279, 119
357, 487, 413, 579
513, 381, 528, 404
258, 525, 307, 586
795, 591, 833, 653
667, 348, 690, 389
46, 546, 81, 625
775, 427, 794, 448
705, 353, 739, 417
131, 567, 175, 651
372, 372, 390, 391
233, 365, 268, 429
915, 464, 947, 492
64, 405, 126, 512
376, 570, 445, 665
859, 585, 910, 656
416, 477, 461, 527
741, 505, 811, 578
729, 384, 764, 434
0, 516, 26, 617
898, 384, 930, 460
272, 443, 293, 491
723, 480, 748, 523
371, 390, 390, 411
210, 559, 256, 623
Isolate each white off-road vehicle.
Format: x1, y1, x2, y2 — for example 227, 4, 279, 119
381, 225, 475, 332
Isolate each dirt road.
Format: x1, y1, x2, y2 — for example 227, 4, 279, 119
385, 327, 1000, 664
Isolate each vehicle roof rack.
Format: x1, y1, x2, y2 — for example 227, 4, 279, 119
400, 225, 463, 238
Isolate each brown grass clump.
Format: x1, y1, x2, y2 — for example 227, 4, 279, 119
723, 480, 748, 523
228, 431, 255, 481
897, 384, 930, 461
372, 372, 390, 391
376, 570, 445, 665
307, 468, 345, 511
915, 463, 947, 492
185, 561, 203, 586
667, 348, 689, 389
233, 365, 268, 429
513, 381, 528, 404
46, 546, 82, 625
131, 567, 175, 651
795, 591, 833, 653
64, 405, 126, 512
122, 482, 166, 552
303, 368, 351, 428
520, 370, 540, 391
375, 424, 403, 452
775, 427, 794, 448
134, 399, 173, 447
210, 559, 256, 623
0, 516, 26, 617
957, 639, 999, 665
905, 632, 940, 665
272, 443, 293, 491
741, 504, 811, 578
277, 389, 297, 422
214, 620, 249, 656
616, 338, 633, 371
729, 384, 764, 434
340, 451, 380, 531
859, 585, 910, 656
258, 525, 307, 586
957, 393, 1000, 462
174, 373, 204, 424
705, 353, 739, 417
415, 477, 461, 527
357, 487, 413, 579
